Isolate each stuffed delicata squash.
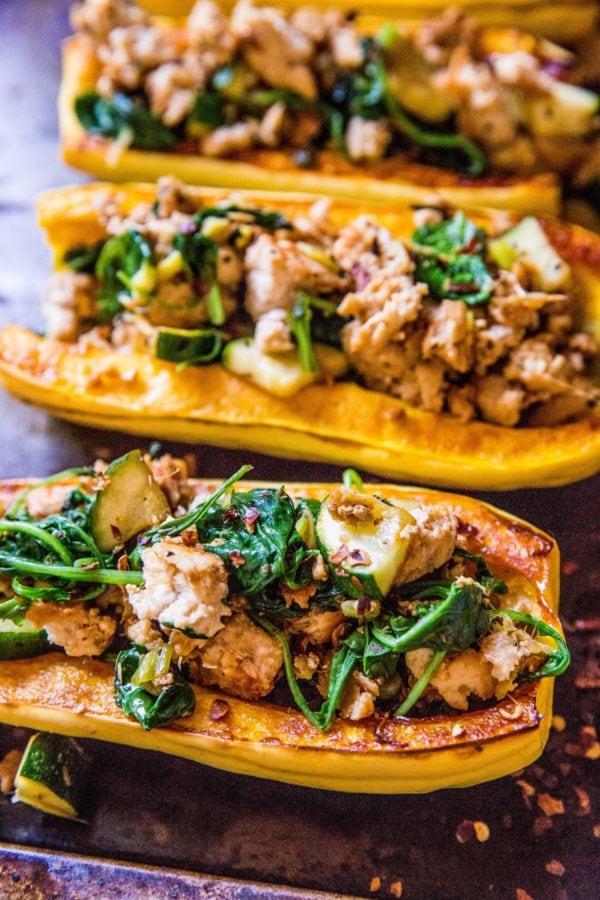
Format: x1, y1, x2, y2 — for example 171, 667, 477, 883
0, 452, 569, 793
1, 180, 600, 489
61, 0, 600, 214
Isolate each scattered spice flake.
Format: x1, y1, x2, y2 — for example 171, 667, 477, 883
574, 786, 591, 816
117, 553, 130, 571
349, 547, 372, 566
230, 550, 246, 568
330, 544, 349, 564
532, 816, 553, 837
515, 890, 534, 900
537, 793, 565, 817
389, 881, 403, 898
473, 821, 490, 842
561, 560, 579, 575
552, 715, 567, 732
208, 699, 230, 721
0, 749, 23, 794
370, 876, 382, 893
181, 527, 198, 547
455, 820, 476, 843
503, 814, 513, 829
545, 860, 566, 877
593, 824, 600, 838
242, 507, 259, 533
516, 779, 536, 808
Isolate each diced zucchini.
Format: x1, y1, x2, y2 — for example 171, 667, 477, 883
488, 217, 571, 292
90, 450, 170, 552
14, 733, 89, 820
386, 37, 455, 125
526, 82, 599, 138
317, 495, 416, 599
0, 619, 49, 660
222, 337, 348, 398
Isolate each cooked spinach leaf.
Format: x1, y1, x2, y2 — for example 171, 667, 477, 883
189, 91, 226, 128
64, 241, 104, 274
114, 646, 196, 730
75, 92, 178, 150
288, 293, 318, 374
95, 230, 154, 320
193, 204, 292, 231
198, 488, 298, 595
411, 213, 494, 306
172, 231, 224, 325
155, 326, 223, 367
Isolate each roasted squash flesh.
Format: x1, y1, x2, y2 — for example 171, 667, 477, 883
0, 477, 561, 793
1, 182, 599, 490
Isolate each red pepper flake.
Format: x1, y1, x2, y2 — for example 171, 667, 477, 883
81, 561, 100, 571
545, 860, 565, 877
516, 779, 536, 808
230, 550, 246, 568
349, 547, 372, 566
537, 793, 565, 817
389, 881, 403, 897
117, 554, 130, 571
561, 560, 579, 575
592, 823, 600, 838
242, 507, 259, 533
330, 544, 349, 564
455, 820, 476, 844
369, 876, 382, 893
209, 699, 230, 721
181, 527, 198, 546
532, 816, 553, 837
574, 786, 591, 816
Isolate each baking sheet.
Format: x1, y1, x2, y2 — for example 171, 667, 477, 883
0, 1, 599, 897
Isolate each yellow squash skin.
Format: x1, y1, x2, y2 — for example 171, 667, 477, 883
0, 477, 561, 794
139, 0, 598, 45
1, 183, 600, 490
59, 19, 562, 215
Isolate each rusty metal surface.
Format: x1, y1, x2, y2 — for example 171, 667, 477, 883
0, 1, 599, 898
0, 844, 351, 899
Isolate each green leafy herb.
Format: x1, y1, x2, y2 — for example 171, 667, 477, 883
489, 609, 570, 680
288, 292, 318, 374
198, 488, 300, 595
413, 211, 485, 255
63, 241, 104, 274
172, 231, 224, 326
411, 213, 494, 306
396, 648, 447, 716
114, 646, 196, 730
155, 326, 223, 367
194, 204, 292, 232
253, 615, 359, 731
75, 92, 178, 150
189, 91, 226, 128
95, 230, 154, 320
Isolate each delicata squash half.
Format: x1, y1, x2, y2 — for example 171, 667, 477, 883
2, 180, 600, 489
60, 0, 600, 214
0, 452, 569, 793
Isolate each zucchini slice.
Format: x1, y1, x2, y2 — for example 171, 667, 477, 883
90, 450, 170, 552
0, 620, 49, 661
14, 732, 88, 819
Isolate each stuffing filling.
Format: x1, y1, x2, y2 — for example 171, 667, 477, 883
70, 0, 600, 181
49, 177, 599, 427
0, 453, 569, 731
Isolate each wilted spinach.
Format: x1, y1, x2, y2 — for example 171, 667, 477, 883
411, 212, 494, 306
155, 326, 223, 367
75, 92, 178, 150
114, 646, 196, 730
95, 230, 154, 320
172, 230, 224, 325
